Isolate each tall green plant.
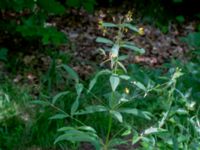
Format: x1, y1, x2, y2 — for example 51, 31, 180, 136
35, 12, 155, 150
33, 11, 200, 150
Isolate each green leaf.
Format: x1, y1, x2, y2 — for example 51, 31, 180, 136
55, 133, 95, 144
0, 48, 8, 61
111, 110, 123, 123
52, 91, 69, 105
31, 100, 50, 106
132, 81, 146, 91
61, 64, 79, 82
57, 127, 75, 132
108, 138, 127, 148
77, 126, 97, 133
75, 83, 83, 95
96, 37, 113, 45
88, 69, 111, 92
122, 23, 138, 32
172, 136, 179, 150
181, 32, 200, 49
75, 105, 108, 115
176, 15, 185, 23
83, 2, 94, 13
143, 127, 167, 135
55, 127, 100, 150
111, 44, 119, 57
118, 108, 152, 120
71, 83, 83, 115
119, 98, 129, 102
176, 109, 188, 115
71, 99, 79, 115
121, 129, 131, 136
102, 22, 118, 28
118, 55, 128, 61
49, 114, 69, 120
119, 75, 130, 80
132, 132, 140, 145
66, 0, 81, 7
108, 91, 121, 108
37, 0, 65, 14
121, 43, 145, 54
110, 75, 120, 91
117, 61, 127, 73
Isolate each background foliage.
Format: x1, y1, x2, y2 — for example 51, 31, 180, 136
0, 0, 200, 150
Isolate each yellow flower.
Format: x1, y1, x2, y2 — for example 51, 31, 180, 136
124, 28, 128, 33
102, 28, 107, 36
126, 11, 133, 22
138, 27, 144, 35
124, 88, 130, 94
98, 20, 104, 30
98, 20, 103, 26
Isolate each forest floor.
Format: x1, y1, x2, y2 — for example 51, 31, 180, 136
2, 7, 198, 85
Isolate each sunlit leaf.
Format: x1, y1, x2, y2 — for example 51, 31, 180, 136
176, 109, 188, 115
118, 55, 128, 61
111, 44, 119, 57
118, 108, 152, 120
121, 44, 145, 54
111, 110, 123, 123
119, 75, 130, 80
132, 132, 140, 145
121, 129, 131, 136
110, 75, 120, 91
122, 23, 138, 32
78, 126, 97, 133
132, 81, 146, 91
96, 37, 113, 45
102, 22, 118, 28
117, 61, 127, 73
143, 127, 167, 135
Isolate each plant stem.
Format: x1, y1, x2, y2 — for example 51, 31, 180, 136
104, 23, 123, 150
105, 114, 112, 149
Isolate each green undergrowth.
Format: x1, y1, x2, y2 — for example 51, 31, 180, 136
0, 56, 200, 149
